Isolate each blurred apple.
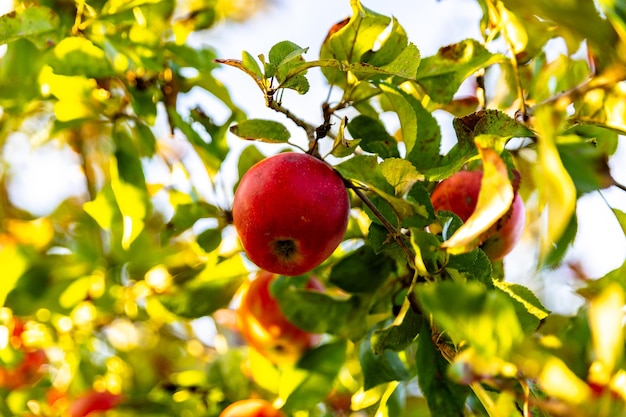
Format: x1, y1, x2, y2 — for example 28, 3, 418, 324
69, 390, 123, 417
237, 270, 322, 364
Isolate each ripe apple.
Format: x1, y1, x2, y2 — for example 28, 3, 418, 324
220, 398, 285, 417
232, 152, 350, 276
69, 390, 123, 417
237, 270, 321, 365
430, 170, 525, 260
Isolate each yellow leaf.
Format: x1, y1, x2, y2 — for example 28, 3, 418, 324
4, 217, 54, 250
109, 158, 147, 250
83, 186, 116, 232
0, 241, 29, 306
532, 106, 577, 262
588, 283, 624, 385
442, 139, 513, 254
538, 356, 592, 405
38, 66, 99, 122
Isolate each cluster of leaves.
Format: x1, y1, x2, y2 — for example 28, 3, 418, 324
0, 0, 626, 417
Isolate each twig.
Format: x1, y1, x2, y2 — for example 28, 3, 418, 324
614, 181, 626, 193
267, 97, 317, 147
343, 181, 416, 268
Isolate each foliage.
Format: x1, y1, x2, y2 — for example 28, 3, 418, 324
0, 0, 625, 416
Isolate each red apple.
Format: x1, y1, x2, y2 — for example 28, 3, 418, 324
220, 398, 285, 417
69, 390, 123, 417
232, 152, 350, 276
237, 270, 321, 364
430, 170, 525, 260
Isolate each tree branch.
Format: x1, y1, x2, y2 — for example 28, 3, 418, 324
343, 180, 416, 268
267, 97, 317, 148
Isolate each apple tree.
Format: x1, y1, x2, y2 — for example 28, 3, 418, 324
1, 0, 626, 416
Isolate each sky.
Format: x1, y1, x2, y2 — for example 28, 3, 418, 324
1, 0, 626, 314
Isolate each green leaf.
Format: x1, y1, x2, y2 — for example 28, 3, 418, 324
416, 281, 524, 357
416, 323, 470, 417
410, 228, 446, 278
370, 187, 432, 230
380, 158, 425, 196
0, 5, 60, 48
163, 202, 221, 242
165, 43, 217, 71
168, 109, 224, 173
379, 83, 442, 171
114, 125, 148, 187
241, 50, 264, 80
367, 223, 406, 262
558, 137, 615, 195
360, 17, 408, 67
265, 40, 310, 93
189, 107, 232, 163
196, 227, 222, 253
279, 73, 310, 94
229, 119, 291, 143
281, 341, 347, 412
318, 1, 420, 86
416, 39, 506, 103
360, 323, 411, 390
0, 39, 45, 108
452, 109, 534, 146
346, 115, 400, 158
445, 249, 493, 288
319, 0, 392, 85
494, 281, 550, 335
273, 278, 370, 340
335, 154, 394, 193
379, 42, 421, 80
371, 307, 423, 354
159, 255, 247, 318
47, 37, 115, 77
207, 348, 251, 402
329, 245, 394, 293
268, 40, 308, 69
5, 264, 69, 316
